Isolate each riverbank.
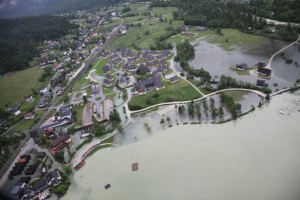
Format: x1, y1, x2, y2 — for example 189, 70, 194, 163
63, 92, 300, 200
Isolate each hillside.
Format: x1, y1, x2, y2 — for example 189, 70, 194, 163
0, 16, 76, 74
0, 0, 124, 18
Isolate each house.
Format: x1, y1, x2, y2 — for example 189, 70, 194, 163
104, 79, 113, 87
10, 182, 26, 196
258, 68, 272, 76
51, 134, 72, 151
43, 91, 51, 99
136, 66, 150, 75
25, 96, 34, 102
39, 87, 47, 95
257, 62, 266, 68
10, 108, 21, 116
91, 85, 100, 93
169, 75, 178, 84
103, 64, 110, 73
25, 164, 38, 175
24, 112, 35, 120
60, 105, 72, 120
38, 99, 47, 108
256, 79, 266, 87
19, 177, 31, 184
236, 63, 249, 70
44, 127, 56, 139
32, 178, 48, 194
37, 151, 46, 159
133, 77, 164, 95
46, 169, 62, 186
105, 74, 114, 81
33, 167, 47, 181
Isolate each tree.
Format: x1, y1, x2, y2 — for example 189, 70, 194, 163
195, 103, 201, 120
83, 95, 87, 103
178, 105, 185, 115
218, 106, 224, 118
265, 93, 270, 101
166, 116, 171, 123
54, 152, 64, 163
188, 103, 195, 118
63, 165, 72, 175
40, 135, 47, 145
93, 122, 105, 137
109, 109, 121, 124
160, 118, 165, 124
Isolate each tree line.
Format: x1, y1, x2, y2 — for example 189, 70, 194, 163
175, 40, 211, 82
0, 16, 76, 74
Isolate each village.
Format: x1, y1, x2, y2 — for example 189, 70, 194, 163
0, 13, 181, 199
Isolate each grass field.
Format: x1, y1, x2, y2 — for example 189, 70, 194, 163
107, 6, 183, 50
166, 28, 269, 51
7, 110, 44, 133
230, 67, 250, 75
94, 58, 110, 76
0, 68, 45, 107
128, 78, 202, 109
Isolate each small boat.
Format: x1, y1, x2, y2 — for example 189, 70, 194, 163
279, 110, 284, 114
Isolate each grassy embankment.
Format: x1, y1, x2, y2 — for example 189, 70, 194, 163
128, 78, 202, 110
0, 68, 45, 107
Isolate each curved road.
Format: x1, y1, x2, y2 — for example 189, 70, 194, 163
266, 35, 300, 70
127, 88, 266, 116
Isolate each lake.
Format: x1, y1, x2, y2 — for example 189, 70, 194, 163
63, 92, 300, 200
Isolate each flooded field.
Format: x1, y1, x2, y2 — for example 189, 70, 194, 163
188, 39, 299, 91
63, 92, 300, 200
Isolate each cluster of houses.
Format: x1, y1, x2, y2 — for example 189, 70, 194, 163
235, 62, 272, 77
31, 105, 73, 155
9, 167, 62, 200
101, 48, 173, 93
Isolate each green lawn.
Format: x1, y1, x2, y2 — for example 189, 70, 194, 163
94, 58, 110, 76
0, 68, 45, 107
102, 87, 114, 95
230, 67, 250, 75
128, 78, 202, 110
166, 28, 270, 51
73, 104, 85, 126
107, 7, 184, 50
207, 29, 269, 51
7, 110, 44, 133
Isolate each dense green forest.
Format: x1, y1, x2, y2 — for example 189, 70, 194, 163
151, 0, 300, 41
0, 0, 124, 18
0, 16, 76, 74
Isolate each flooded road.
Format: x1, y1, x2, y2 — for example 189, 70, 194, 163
63, 92, 300, 200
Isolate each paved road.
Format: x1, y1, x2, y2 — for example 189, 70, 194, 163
266, 35, 300, 69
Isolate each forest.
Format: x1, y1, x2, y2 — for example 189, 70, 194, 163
0, 0, 124, 18
152, 0, 300, 41
0, 16, 76, 74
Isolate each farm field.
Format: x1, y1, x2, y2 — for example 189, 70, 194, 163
0, 68, 45, 107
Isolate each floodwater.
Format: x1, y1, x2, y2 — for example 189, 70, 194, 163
188, 39, 299, 90
63, 92, 300, 200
